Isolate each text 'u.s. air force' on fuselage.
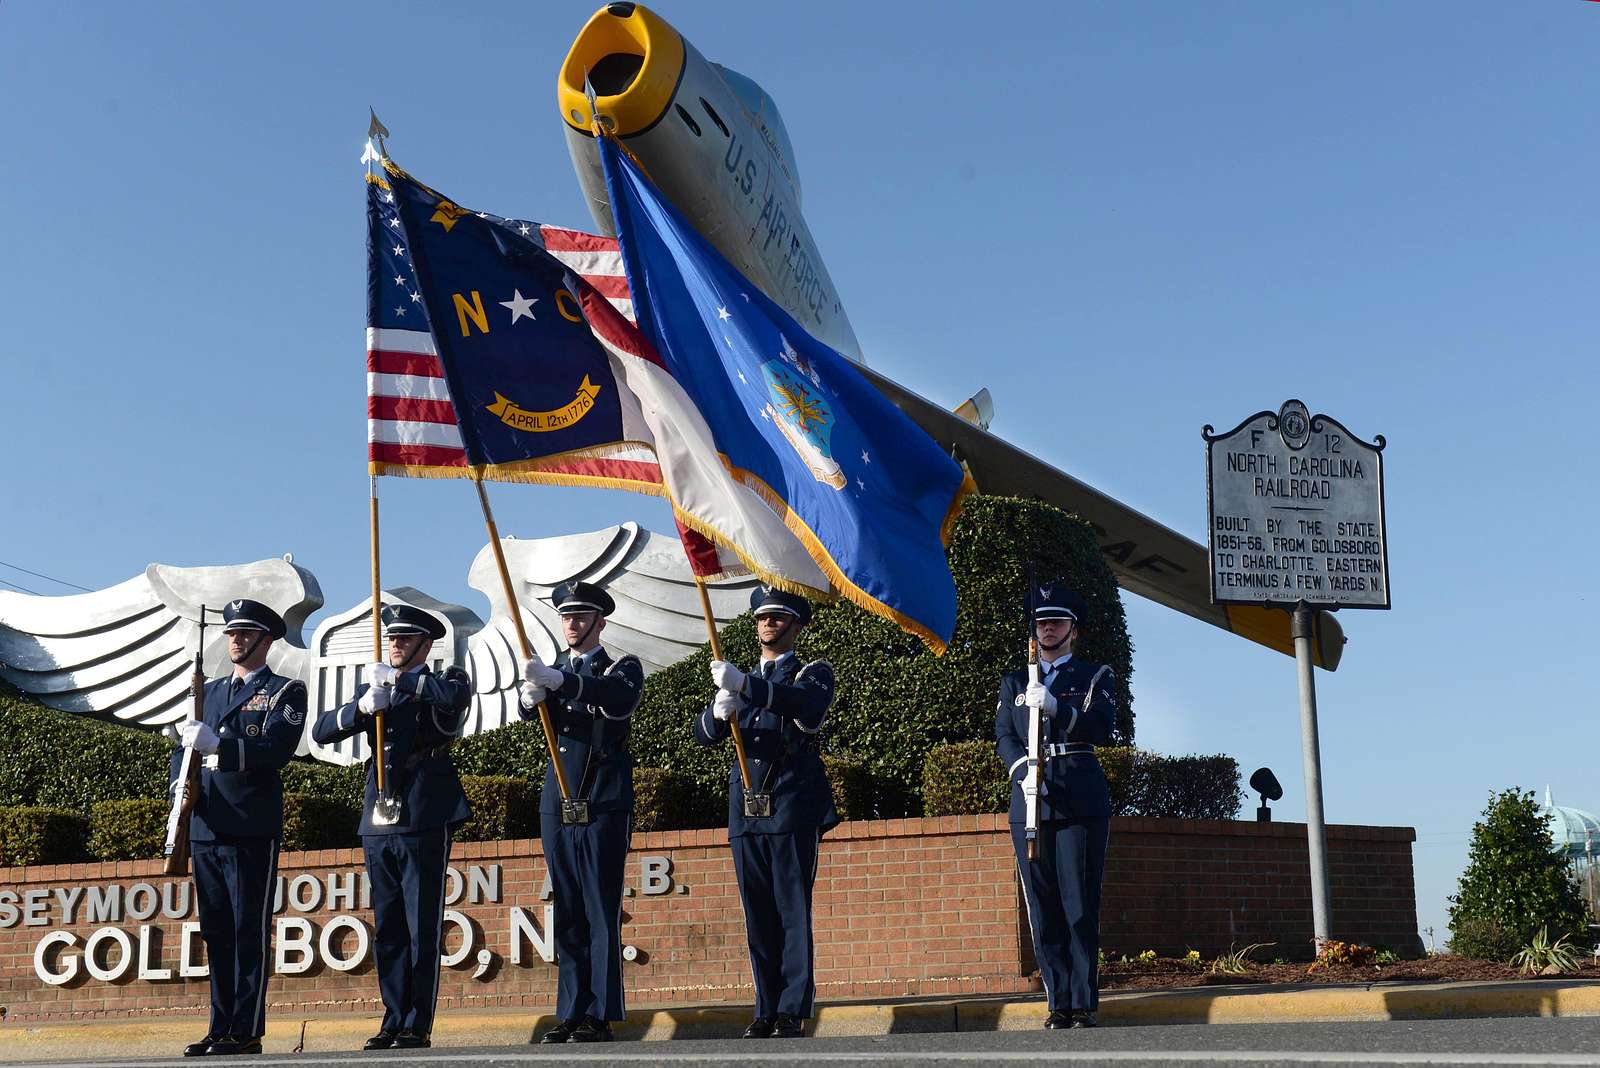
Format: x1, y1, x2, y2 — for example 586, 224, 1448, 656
557, 1, 862, 362
556, 3, 1343, 668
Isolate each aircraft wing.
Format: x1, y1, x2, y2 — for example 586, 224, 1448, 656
864, 367, 1345, 669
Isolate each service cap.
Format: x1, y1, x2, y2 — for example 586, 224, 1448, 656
381, 604, 446, 640
221, 598, 287, 640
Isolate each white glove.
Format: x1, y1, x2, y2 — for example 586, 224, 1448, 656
518, 682, 547, 710
522, 657, 565, 690
1024, 681, 1057, 715
180, 721, 220, 756
359, 686, 391, 714
712, 689, 740, 722
709, 660, 746, 693
370, 662, 400, 688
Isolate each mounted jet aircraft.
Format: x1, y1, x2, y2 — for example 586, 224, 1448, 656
557, 2, 1343, 667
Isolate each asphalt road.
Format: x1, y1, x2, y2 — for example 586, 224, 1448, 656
15, 1017, 1600, 1068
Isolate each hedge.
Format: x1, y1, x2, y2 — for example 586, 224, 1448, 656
629, 495, 1134, 816
88, 798, 169, 861
281, 793, 361, 851
0, 806, 89, 866
457, 775, 536, 842
922, 741, 1242, 821
0, 684, 173, 813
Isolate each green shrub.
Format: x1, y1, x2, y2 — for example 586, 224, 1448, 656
0, 806, 89, 865
1101, 748, 1243, 820
923, 741, 1008, 817
920, 741, 1242, 820
0, 685, 173, 813
453, 721, 550, 781
457, 776, 535, 842
282, 794, 360, 851
630, 495, 1134, 816
1449, 788, 1591, 960
88, 798, 169, 861
822, 754, 872, 822
633, 767, 705, 832
280, 759, 366, 813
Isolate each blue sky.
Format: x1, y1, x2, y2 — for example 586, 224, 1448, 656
3, 2, 1596, 949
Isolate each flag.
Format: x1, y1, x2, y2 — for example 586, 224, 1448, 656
597, 136, 974, 651
368, 160, 827, 589
366, 167, 658, 490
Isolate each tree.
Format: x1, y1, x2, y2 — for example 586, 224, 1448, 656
1447, 788, 1590, 960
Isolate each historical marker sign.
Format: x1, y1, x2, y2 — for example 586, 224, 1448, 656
1204, 399, 1389, 609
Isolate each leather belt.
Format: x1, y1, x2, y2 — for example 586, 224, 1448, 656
1044, 743, 1097, 758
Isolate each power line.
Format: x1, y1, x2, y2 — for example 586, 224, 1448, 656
0, 577, 44, 596
0, 559, 93, 592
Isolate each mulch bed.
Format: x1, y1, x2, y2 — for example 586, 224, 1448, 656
1096, 956, 1600, 991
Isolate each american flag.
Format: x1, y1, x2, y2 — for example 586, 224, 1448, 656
365, 173, 659, 487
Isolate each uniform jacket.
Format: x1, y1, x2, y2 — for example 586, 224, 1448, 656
312, 665, 472, 836
995, 656, 1118, 824
530, 647, 643, 817
692, 653, 839, 837
167, 669, 305, 841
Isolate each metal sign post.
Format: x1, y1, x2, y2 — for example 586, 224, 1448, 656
1203, 400, 1389, 950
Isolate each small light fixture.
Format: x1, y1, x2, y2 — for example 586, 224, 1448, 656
1250, 767, 1283, 822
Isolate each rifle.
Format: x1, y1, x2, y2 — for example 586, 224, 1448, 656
1023, 568, 1043, 861
163, 607, 207, 876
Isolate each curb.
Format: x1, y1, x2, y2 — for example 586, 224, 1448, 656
3, 981, 1598, 1060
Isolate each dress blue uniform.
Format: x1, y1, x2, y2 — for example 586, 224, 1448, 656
311, 605, 470, 1048
995, 584, 1117, 1027
692, 587, 837, 1037
526, 581, 644, 1043
168, 599, 304, 1057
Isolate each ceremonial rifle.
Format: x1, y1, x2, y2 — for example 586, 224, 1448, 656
163, 607, 207, 876
1023, 568, 1043, 861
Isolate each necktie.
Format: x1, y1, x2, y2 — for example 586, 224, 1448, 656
760, 660, 774, 679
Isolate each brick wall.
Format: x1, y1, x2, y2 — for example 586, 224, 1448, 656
0, 816, 1417, 1023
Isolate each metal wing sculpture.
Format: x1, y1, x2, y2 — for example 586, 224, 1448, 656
1, 527, 753, 764
0, 557, 322, 729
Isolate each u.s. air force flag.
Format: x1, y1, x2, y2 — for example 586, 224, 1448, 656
369, 160, 659, 489
597, 136, 974, 651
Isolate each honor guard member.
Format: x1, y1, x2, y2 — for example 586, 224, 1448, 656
996, 583, 1117, 1030
172, 599, 305, 1058
693, 587, 837, 1040
312, 605, 471, 1051
521, 581, 644, 1045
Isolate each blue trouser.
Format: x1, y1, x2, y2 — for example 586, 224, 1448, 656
1012, 818, 1109, 1012
363, 827, 452, 1035
541, 809, 631, 1022
731, 829, 822, 1020
192, 837, 279, 1039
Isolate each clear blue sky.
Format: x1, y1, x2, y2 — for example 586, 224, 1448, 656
3, 1, 1596, 950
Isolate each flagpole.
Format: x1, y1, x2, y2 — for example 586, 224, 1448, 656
694, 577, 754, 793
474, 479, 572, 801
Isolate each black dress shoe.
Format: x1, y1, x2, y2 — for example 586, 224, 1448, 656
1044, 1009, 1074, 1029
536, 1019, 577, 1044
204, 1036, 260, 1055
392, 1031, 431, 1049
364, 1031, 398, 1051
772, 1013, 806, 1038
742, 1017, 775, 1038
1072, 1011, 1098, 1029
567, 1016, 613, 1042
183, 1036, 219, 1057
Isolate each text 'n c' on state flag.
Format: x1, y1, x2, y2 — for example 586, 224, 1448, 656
596, 135, 975, 652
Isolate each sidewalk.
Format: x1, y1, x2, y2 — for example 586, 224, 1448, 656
4, 979, 1598, 1061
